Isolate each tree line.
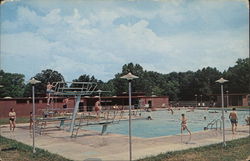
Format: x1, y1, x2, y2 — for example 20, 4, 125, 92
0, 58, 249, 101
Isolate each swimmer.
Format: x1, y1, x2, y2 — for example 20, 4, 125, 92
147, 111, 153, 120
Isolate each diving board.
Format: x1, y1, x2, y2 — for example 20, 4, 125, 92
51, 81, 98, 133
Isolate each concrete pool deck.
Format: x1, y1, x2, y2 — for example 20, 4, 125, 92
0, 123, 249, 161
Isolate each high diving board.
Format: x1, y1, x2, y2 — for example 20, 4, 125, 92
52, 81, 97, 96
51, 81, 98, 133
71, 110, 125, 137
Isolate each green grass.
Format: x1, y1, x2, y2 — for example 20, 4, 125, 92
237, 106, 250, 109
137, 136, 250, 161
0, 135, 72, 161
0, 117, 30, 125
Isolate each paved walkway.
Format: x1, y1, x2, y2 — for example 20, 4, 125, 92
0, 123, 249, 161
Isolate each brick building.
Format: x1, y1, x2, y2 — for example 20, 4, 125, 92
0, 95, 169, 118
212, 93, 250, 107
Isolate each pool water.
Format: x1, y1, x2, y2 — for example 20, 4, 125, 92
83, 110, 249, 138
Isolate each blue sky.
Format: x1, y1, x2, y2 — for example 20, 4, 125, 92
0, 0, 249, 82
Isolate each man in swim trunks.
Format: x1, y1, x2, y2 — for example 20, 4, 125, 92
229, 108, 238, 134
181, 114, 191, 135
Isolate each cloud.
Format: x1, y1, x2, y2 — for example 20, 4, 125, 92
1, 32, 53, 57
42, 9, 62, 25
1, 0, 248, 81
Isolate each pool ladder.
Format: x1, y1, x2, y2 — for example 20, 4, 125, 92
205, 119, 222, 130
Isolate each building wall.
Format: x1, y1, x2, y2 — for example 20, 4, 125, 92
215, 94, 250, 107
0, 98, 75, 118
242, 94, 249, 106
140, 97, 169, 108
0, 96, 169, 118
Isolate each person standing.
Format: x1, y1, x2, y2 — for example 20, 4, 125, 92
95, 100, 102, 117
46, 82, 54, 105
180, 114, 191, 135
168, 106, 174, 115
9, 108, 16, 131
229, 108, 238, 134
63, 97, 69, 109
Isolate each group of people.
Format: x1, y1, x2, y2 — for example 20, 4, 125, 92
6, 88, 245, 138
181, 107, 239, 135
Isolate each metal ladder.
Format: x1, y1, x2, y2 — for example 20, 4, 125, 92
71, 112, 85, 138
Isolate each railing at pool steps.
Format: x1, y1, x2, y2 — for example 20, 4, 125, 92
205, 119, 222, 130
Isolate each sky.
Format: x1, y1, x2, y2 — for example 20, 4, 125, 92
0, 0, 249, 82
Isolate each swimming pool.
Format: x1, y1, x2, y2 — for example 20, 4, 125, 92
83, 109, 249, 138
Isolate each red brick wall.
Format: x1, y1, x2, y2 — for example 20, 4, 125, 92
140, 97, 169, 108
0, 96, 169, 118
0, 98, 75, 118
242, 95, 249, 106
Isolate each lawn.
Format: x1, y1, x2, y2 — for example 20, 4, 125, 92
0, 135, 72, 161
138, 136, 250, 161
0, 117, 30, 126
0, 134, 249, 161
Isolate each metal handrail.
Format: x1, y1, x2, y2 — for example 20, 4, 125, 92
206, 119, 222, 130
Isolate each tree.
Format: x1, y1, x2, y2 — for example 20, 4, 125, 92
72, 74, 98, 82
192, 67, 222, 100
0, 70, 25, 98
112, 63, 148, 95
224, 58, 250, 93
72, 74, 110, 96
178, 71, 195, 100
23, 69, 65, 97
164, 72, 180, 101
98, 79, 115, 96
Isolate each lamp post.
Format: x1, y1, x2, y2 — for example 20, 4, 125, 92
29, 78, 41, 153
226, 91, 229, 108
120, 72, 138, 161
195, 94, 197, 107
200, 94, 203, 106
0, 76, 3, 87
97, 89, 102, 102
216, 78, 228, 147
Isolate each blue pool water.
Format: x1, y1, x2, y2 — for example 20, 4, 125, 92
83, 109, 249, 138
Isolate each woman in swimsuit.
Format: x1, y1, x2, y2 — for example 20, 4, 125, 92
181, 114, 191, 135
9, 108, 16, 131
94, 100, 102, 118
